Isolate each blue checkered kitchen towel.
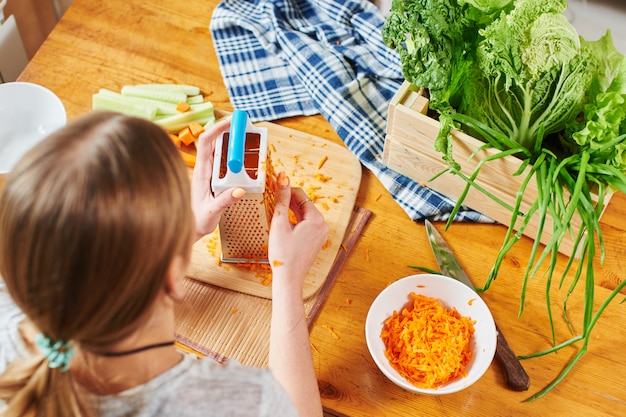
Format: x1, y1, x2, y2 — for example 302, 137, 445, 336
210, 0, 490, 222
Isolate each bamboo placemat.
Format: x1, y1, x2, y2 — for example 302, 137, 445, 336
174, 206, 372, 367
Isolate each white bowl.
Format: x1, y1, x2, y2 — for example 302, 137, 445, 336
0, 82, 66, 174
365, 274, 497, 395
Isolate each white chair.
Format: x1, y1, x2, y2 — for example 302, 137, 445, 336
0, 0, 29, 83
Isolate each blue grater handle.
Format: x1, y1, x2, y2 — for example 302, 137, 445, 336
227, 110, 248, 173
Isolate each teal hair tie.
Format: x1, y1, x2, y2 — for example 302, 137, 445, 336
35, 333, 75, 372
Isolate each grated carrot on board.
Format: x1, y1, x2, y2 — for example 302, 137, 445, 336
317, 155, 328, 169
380, 293, 475, 389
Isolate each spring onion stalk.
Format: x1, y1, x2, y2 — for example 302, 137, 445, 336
440, 115, 626, 400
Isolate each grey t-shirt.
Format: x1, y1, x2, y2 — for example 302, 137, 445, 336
0, 283, 298, 416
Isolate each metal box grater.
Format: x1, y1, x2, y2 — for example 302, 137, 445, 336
211, 110, 274, 263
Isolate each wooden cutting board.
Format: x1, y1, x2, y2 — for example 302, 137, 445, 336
186, 117, 362, 299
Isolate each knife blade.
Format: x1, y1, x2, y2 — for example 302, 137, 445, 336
424, 220, 530, 391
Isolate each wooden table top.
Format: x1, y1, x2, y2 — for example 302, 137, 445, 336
14, 0, 626, 415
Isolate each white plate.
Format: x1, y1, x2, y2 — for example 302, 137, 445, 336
0, 82, 66, 174
365, 274, 497, 394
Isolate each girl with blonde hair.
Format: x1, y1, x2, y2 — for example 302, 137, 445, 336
0, 111, 327, 417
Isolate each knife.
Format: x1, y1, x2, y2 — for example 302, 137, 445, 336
424, 220, 531, 391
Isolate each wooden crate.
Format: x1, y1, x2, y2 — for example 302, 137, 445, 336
383, 81, 610, 256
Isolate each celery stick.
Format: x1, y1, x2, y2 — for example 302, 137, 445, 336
92, 94, 157, 120
153, 101, 215, 132
98, 89, 180, 115
186, 95, 205, 105
203, 117, 217, 129
121, 85, 187, 104
132, 84, 201, 96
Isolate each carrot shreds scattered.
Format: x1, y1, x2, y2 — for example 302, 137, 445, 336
322, 325, 340, 340
314, 173, 333, 182
317, 155, 328, 169
341, 244, 348, 252
260, 273, 273, 286
468, 298, 476, 306
272, 260, 283, 267
375, 193, 382, 201
322, 239, 332, 250
381, 293, 475, 389
321, 202, 329, 211
365, 247, 371, 263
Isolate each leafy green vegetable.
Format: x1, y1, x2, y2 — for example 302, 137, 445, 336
563, 31, 626, 172
462, 0, 593, 152
382, 0, 512, 163
384, 0, 626, 400
382, 0, 475, 111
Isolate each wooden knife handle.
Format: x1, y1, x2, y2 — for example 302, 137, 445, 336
494, 323, 530, 391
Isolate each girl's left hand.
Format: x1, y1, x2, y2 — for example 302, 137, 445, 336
191, 117, 245, 240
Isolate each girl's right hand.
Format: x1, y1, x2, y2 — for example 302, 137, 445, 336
268, 172, 329, 291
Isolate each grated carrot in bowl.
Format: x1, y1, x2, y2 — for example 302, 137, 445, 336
380, 293, 475, 389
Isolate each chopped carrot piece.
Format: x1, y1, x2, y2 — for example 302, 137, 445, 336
272, 260, 283, 267
176, 101, 191, 112
188, 121, 204, 137
322, 325, 340, 340
381, 293, 475, 389
178, 126, 195, 146
169, 133, 182, 148
179, 150, 196, 168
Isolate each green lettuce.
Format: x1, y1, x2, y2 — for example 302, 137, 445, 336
563, 31, 626, 171
460, 0, 594, 153
382, 0, 510, 112
382, 0, 512, 163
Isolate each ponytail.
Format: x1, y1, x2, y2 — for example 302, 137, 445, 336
0, 354, 88, 417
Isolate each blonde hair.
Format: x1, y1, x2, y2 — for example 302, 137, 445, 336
0, 111, 195, 416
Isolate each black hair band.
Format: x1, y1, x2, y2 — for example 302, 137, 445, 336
96, 341, 176, 357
